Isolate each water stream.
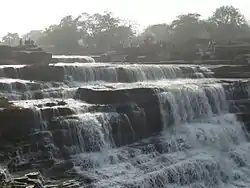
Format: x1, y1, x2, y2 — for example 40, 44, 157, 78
0, 61, 249, 187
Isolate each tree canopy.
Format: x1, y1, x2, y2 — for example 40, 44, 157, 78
1, 33, 20, 46
1, 5, 250, 54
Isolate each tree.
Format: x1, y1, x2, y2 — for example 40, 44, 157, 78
208, 6, 250, 41
1, 33, 20, 46
141, 24, 172, 42
171, 13, 201, 29
37, 15, 83, 54
170, 13, 209, 44
85, 11, 120, 35
37, 12, 135, 54
22, 30, 43, 42
210, 5, 247, 27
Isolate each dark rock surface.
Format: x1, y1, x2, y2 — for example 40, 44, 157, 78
18, 65, 65, 82
1, 65, 65, 82
0, 45, 52, 65
0, 107, 35, 143
212, 65, 250, 78
13, 51, 52, 65
221, 80, 250, 131
0, 169, 81, 188
76, 87, 163, 145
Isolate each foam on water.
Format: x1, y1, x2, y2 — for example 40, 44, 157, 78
69, 81, 250, 187
52, 63, 211, 82
1, 61, 249, 187
72, 115, 250, 187
0, 78, 78, 100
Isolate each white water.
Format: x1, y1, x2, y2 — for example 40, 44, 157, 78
59, 63, 210, 82
0, 61, 249, 187
72, 114, 250, 187
66, 82, 250, 187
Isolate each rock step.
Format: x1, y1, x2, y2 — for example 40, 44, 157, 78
0, 64, 212, 82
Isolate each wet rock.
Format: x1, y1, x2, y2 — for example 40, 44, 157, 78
76, 87, 163, 145
0, 108, 35, 143
223, 80, 250, 100
52, 129, 75, 148
47, 161, 74, 179
0, 168, 10, 183
52, 56, 95, 63
14, 176, 29, 183
58, 180, 81, 188
222, 80, 250, 132
58, 101, 67, 106
8, 159, 32, 173
212, 65, 250, 78
44, 102, 57, 107
3, 67, 19, 78
13, 50, 52, 65
57, 107, 73, 116
17, 65, 65, 82
25, 172, 43, 181
33, 92, 44, 99
0, 45, 12, 59
13, 176, 43, 188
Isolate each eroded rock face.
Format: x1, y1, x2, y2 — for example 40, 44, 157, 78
75, 87, 163, 144
0, 108, 35, 143
222, 80, 250, 131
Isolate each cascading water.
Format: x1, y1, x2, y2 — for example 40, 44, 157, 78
69, 82, 250, 188
54, 63, 211, 83
1, 59, 250, 188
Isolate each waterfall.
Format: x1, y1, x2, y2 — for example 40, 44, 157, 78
158, 83, 228, 127
1, 59, 250, 187
55, 63, 211, 82
69, 81, 250, 187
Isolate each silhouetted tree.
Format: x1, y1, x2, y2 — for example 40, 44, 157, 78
1, 33, 20, 46
170, 13, 209, 44
12, 6, 250, 55
207, 5, 250, 42
210, 5, 247, 27
22, 30, 43, 43
141, 24, 172, 42
37, 12, 135, 54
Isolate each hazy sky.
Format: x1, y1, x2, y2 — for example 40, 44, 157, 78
0, 0, 249, 37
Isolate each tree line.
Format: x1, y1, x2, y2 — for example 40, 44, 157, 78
1, 5, 250, 55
